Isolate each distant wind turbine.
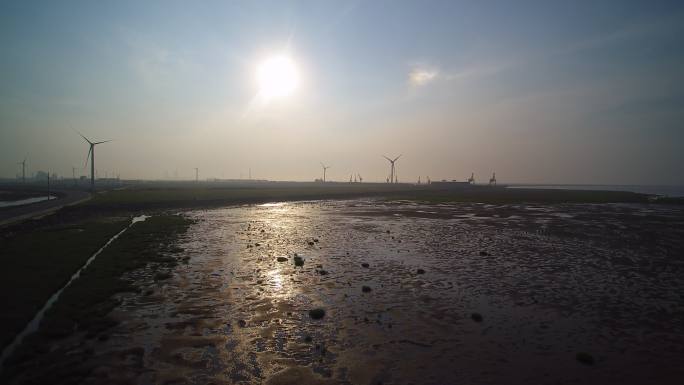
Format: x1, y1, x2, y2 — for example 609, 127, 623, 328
17, 157, 27, 183
320, 162, 330, 182
382, 154, 401, 184
194, 168, 199, 183
77, 131, 111, 191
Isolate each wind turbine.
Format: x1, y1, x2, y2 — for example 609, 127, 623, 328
382, 154, 401, 184
320, 162, 330, 182
17, 157, 27, 183
194, 168, 199, 183
77, 131, 111, 191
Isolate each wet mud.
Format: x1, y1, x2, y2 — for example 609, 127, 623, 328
15, 200, 684, 384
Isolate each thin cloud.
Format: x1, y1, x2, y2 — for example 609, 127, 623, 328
409, 68, 439, 86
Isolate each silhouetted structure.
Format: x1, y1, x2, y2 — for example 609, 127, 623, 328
77, 132, 111, 191
17, 158, 26, 183
467, 172, 475, 184
382, 154, 401, 184
320, 163, 330, 182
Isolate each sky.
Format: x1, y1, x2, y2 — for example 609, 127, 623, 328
1, 0, 683, 184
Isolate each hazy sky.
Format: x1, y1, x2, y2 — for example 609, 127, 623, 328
1, 0, 683, 184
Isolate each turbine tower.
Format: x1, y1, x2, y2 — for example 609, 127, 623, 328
194, 168, 199, 183
77, 132, 111, 192
18, 157, 26, 183
320, 162, 330, 182
382, 154, 401, 184
489, 172, 497, 186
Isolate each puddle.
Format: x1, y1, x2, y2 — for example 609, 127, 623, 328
0, 195, 57, 208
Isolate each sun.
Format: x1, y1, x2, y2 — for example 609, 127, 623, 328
257, 55, 299, 100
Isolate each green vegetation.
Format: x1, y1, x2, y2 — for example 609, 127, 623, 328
0, 218, 130, 351
2, 214, 193, 383
77, 184, 665, 211
87, 183, 421, 209
386, 188, 652, 204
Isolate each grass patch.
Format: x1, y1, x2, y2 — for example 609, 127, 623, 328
2, 214, 194, 383
387, 188, 651, 205
0, 218, 130, 351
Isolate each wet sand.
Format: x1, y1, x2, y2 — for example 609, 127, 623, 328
7, 199, 684, 384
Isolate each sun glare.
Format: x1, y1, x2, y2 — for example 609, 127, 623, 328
257, 55, 299, 100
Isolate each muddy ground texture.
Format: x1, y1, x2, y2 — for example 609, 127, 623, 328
4, 199, 684, 385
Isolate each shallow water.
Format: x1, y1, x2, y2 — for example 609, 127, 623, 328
53, 201, 684, 383
0, 195, 56, 208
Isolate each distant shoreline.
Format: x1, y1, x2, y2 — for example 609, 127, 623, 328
507, 184, 684, 198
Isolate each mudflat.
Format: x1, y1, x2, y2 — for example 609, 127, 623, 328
3, 196, 682, 384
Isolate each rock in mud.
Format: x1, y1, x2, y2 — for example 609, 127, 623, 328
479, 251, 490, 256
238, 319, 247, 327
277, 256, 288, 262
318, 269, 328, 275
576, 352, 595, 365
416, 268, 425, 274
294, 255, 304, 267
471, 313, 483, 322
309, 308, 326, 319
361, 263, 369, 268
362, 285, 372, 293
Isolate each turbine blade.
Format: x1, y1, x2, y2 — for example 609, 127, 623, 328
93, 140, 112, 145
394, 154, 402, 162
75, 129, 93, 144
382, 155, 392, 162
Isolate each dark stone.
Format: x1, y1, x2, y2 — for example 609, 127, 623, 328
416, 269, 425, 274
576, 352, 594, 365
361, 263, 369, 268
362, 286, 372, 293
277, 257, 288, 262
309, 308, 325, 319
471, 313, 483, 322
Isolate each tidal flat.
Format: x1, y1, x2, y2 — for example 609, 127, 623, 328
3, 198, 682, 384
